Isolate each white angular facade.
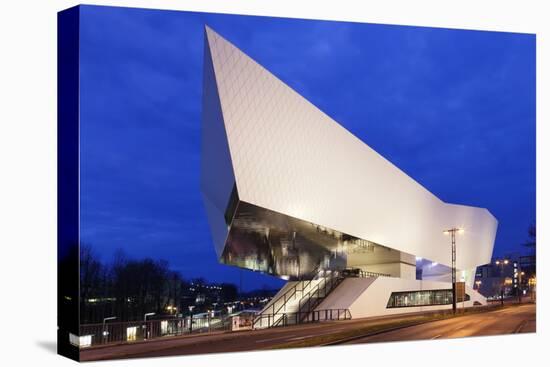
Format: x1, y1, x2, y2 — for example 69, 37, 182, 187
201, 26, 497, 288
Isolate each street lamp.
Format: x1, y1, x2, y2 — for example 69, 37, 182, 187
494, 259, 510, 306
528, 277, 537, 301
102, 317, 116, 344
207, 309, 214, 332
443, 227, 464, 314
475, 280, 482, 290
166, 305, 178, 316
513, 260, 525, 304
144, 312, 155, 340
188, 306, 195, 332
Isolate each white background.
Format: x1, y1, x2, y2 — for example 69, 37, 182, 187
0, 1, 547, 366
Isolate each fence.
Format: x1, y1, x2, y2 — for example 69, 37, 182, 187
79, 314, 232, 347
253, 309, 351, 329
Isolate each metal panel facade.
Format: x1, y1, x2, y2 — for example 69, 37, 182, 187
202, 26, 497, 274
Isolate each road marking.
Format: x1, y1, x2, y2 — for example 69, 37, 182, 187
255, 335, 295, 343
513, 320, 528, 333
254, 326, 364, 344
430, 334, 442, 339
454, 323, 468, 331
289, 335, 313, 341
256, 332, 327, 343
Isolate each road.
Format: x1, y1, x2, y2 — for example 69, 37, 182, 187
341, 303, 535, 345
80, 303, 535, 361
81, 315, 403, 361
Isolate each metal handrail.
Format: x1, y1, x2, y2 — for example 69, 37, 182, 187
295, 271, 344, 323
298, 272, 334, 311
272, 271, 343, 327
270, 270, 317, 315
253, 265, 323, 329
358, 269, 391, 278
254, 266, 392, 328
256, 308, 352, 328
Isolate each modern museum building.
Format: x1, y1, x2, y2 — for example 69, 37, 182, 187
201, 26, 498, 328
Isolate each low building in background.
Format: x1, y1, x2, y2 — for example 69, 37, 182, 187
475, 255, 536, 299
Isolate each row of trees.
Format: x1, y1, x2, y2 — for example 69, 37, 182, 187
80, 245, 237, 324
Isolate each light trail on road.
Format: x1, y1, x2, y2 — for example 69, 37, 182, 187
80, 303, 535, 361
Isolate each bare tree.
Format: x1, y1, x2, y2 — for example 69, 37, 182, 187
80, 244, 104, 323
523, 222, 536, 250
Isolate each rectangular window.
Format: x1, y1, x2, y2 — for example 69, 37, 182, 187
126, 326, 137, 341
386, 289, 470, 308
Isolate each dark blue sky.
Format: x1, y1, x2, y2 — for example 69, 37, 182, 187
78, 5, 535, 291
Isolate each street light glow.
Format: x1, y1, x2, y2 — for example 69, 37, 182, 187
443, 228, 464, 235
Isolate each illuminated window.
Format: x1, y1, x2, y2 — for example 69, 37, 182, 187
126, 327, 137, 341
386, 289, 470, 308
69, 333, 92, 348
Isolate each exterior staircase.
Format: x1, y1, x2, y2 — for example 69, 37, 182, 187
253, 270, 346, 329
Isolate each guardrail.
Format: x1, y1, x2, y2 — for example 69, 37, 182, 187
253, 309, 351, 329
79, 315, 232, 347
358, 270, 391, 278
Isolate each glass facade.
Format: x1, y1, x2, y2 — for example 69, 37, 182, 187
221, 201, 413, 280
386, 289, 470, 308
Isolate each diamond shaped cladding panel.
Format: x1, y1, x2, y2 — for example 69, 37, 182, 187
203, 26, 497, 272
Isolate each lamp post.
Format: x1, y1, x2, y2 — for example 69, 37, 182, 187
517, 268, 525, 304
166, 305, 178, 317
102, 316, 116, 344
143, 312, 155, 340
443, 227, 464, 314
207, 309, 215, 333
188, 305, 195, 333
528, 277, 536, 301
495, 259, 509, 306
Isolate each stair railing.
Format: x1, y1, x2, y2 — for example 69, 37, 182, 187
253, 265, 324, 328
295, 271, 345, 323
